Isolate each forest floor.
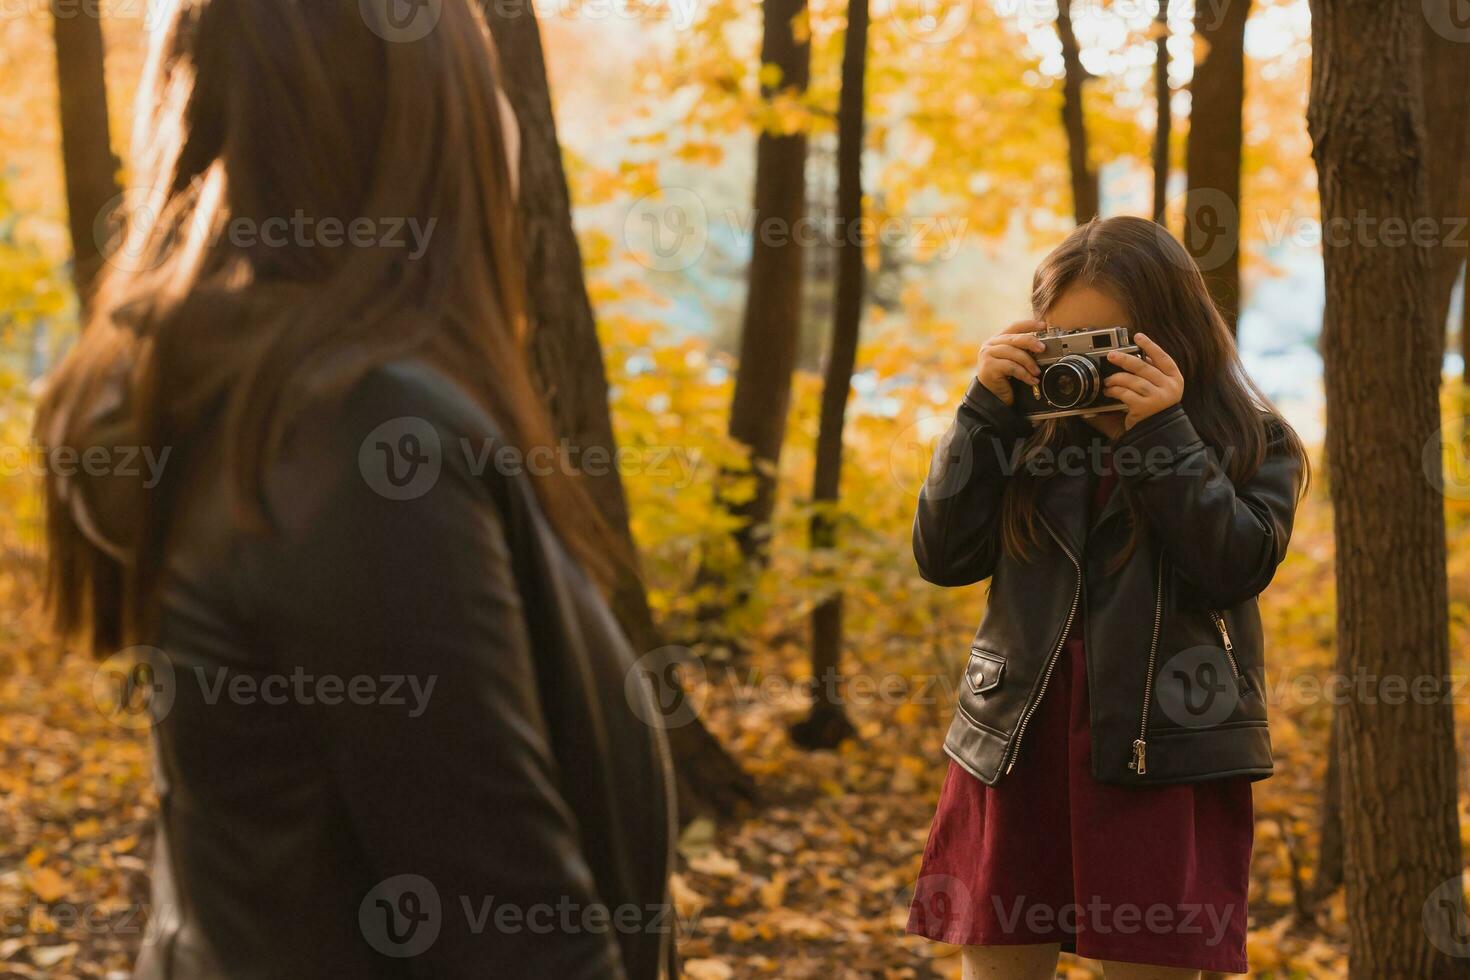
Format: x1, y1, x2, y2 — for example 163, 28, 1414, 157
0, 491, 1468, 978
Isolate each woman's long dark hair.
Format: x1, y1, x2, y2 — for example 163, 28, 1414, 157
1000, 216, 1310, 562
36, 0, 613, 651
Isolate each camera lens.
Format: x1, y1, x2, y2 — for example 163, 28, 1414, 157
1040, 355, 1101, 410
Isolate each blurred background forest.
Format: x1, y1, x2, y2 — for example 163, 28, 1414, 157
3, 0, 1470, 977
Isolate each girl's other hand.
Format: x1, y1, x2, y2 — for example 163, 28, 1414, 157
977, 319, 1047, 406
1102, 332, 1184, 430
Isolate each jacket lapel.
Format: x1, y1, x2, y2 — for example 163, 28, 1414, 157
1037, 430, 1134, 554
1037, 463, 1089, 558
1091, 468, 1128, 531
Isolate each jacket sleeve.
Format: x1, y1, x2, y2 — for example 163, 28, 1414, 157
254, 388, 627, 980
912, 378, 1033, 586
1115, 405, 1304, 607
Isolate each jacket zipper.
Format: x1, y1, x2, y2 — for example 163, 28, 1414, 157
1209, 610, 1242, 677
1129, 552, 1167, 776
1001, 512, 1082, 776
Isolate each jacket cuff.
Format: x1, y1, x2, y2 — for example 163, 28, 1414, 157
960, 378, 1032, 443
1114, 405, 1204, 481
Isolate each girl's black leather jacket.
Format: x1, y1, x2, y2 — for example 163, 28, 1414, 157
914, 380, 1304, 786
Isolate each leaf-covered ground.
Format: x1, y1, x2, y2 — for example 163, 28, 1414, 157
2, 489, 1468, 978
0, 560, 154, 979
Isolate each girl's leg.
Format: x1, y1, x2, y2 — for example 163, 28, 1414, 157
1098, 959, 1202, 980
961, 943, 1062, 979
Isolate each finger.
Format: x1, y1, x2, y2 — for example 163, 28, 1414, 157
988, 345, 1041, 381
1107, 349, 1170, 387
996, 360, 1039, 386
1104, 374, 1153, 397
1133, 332, 1181, 378
1104, 386, 1146, 407
988, 333, 1047, 354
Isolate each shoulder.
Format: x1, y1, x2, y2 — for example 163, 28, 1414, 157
1260, 409, 1294, 443
1257, 408, 1304, 463
265, 359, 517, 534
333, 359, 508, 455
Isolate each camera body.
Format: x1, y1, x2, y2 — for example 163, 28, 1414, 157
1009, 325, 1140, 421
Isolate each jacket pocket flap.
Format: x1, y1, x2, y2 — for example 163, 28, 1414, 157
966, 648, 1005, 695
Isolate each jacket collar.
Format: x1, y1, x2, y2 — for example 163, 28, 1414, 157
1092, 467, 1128, 531
1036, 428, 1127, 557
1038, 467, 1089, 557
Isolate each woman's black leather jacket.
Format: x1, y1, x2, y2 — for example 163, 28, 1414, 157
69, 362, 676, 979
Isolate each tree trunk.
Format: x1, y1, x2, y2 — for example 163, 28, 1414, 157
1422, 5, 1470, 345
50, 1, 120, 310
724, 0, 813, 563
1322, 2, 1470, 891
1056, 0, 1099, 224
483, 5, 755, 821
1314, 720, 1344, 902
790, 0, 867, 752
1183, 0, 1249, 334
1307, 1, 1466, 975
1151, 0, 1172, 225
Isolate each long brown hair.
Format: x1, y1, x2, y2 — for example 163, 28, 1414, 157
37, 0, 610, 651
1001, 216, 1309, 561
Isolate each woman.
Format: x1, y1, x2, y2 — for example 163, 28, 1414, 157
907, 217, 1308, 978
37, 1, 674, 977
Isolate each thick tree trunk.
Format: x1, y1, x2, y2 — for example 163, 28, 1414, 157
1320, 2, 1470, 886
483, 6, 755, 820
1314, 721, 1344, 902
1422, 6, 1470, 346
1307, 2, 1466, 976
724, 0, 812, 563
1183, 0, 1249, 334
50, 1, 120, 309
1151, 0, 1171, 225
790, 0, 867, 752
1056, 0, 1099, 224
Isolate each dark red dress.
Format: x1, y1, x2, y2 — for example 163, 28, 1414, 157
907, 462, 1253, 974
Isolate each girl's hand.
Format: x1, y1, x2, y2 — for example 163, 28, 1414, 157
1102, 332, 1184, 431
977, 320, 1047, 405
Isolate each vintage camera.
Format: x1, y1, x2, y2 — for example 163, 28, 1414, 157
1009, 325, 1141, 421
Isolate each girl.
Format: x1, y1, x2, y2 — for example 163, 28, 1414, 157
907, 216, 1308, 978
37, 1, 674, 977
